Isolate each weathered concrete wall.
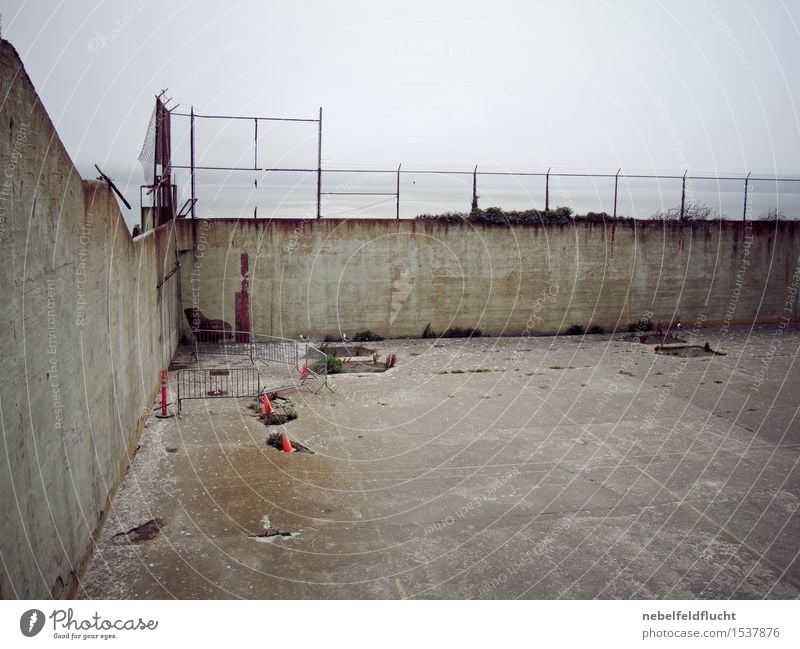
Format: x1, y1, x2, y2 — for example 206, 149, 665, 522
0, 40, 181, 598
178, 217, 799, 339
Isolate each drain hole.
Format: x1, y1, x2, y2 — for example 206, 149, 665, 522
266, 432, 314, 454
249, 515, 293, 539
111, 518, 165, 544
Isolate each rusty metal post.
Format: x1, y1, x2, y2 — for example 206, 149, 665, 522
680, 170, 687, 220
190, 105, 196, 218
613, 167, 620, 218
742, 171, 751, 222
471, 165, 478, 213
254, 118, 258, 188
396, 163, 401, 220
545, 167, 551, 211
316, 107, 322, 219
254, 118, 259, 218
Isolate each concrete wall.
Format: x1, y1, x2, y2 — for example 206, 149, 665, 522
178, 217, 799, 340
0, 40, 181, 599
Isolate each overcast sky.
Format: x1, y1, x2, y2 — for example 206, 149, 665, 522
3, 0, 799, 219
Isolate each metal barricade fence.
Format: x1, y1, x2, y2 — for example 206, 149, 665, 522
189, 329, 256, 361
252, 334, 299, 367
176, 368, 261, 413
303, 344, 333, 393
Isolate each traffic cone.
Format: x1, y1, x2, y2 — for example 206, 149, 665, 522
301, 363, 309, 380
262, 393, 275, 415
281, 430, 295, 453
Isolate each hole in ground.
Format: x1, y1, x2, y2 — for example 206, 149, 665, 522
266, 431, 314, 454
111, 518, 165, 544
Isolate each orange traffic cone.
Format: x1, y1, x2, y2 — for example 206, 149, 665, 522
281, 430, 295, 453
262, 393, 275, 415
301, 363, 309, 380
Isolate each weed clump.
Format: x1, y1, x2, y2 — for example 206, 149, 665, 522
416, 206, 623, 226
628, 318, 653, 333
441, 327, 482, 338
352, 330, 384, 342
314, 355, 343, 374
562, 324, 585, 336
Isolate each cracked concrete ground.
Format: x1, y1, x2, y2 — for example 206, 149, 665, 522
78, 325, 800, 599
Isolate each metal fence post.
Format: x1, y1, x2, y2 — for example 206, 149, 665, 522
471, 165, 478, 213
680, 170, 687, 220
613, 167, 620, 218
742, 171, 751, 222
316, 107, 322, 219
545, 167, 551, 211
190, 106, 196, 219
396, 163, 401, 220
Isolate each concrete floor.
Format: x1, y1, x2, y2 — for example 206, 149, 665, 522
78, 325, 800, 599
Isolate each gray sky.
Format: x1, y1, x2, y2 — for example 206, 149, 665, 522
3, 0, 799, 219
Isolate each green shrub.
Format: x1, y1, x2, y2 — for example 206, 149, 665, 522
652, 204, 711, 222
313, 355, 343, 374
588, 325, 605, 334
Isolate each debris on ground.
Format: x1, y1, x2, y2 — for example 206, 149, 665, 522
111, 518, 166, 544
248, 514, 293, 538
